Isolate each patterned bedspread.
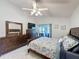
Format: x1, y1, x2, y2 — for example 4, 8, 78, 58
29, 37, 57, 59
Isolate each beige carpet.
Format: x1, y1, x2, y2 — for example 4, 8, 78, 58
0, 45, 44, 59
26, 52, 44, 59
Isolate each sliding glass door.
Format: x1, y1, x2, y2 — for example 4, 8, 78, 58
38, 24, 52, 38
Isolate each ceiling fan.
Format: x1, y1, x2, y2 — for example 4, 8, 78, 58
22, 0, 48, 16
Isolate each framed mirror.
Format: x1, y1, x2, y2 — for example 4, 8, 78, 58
6, 21, 23, 37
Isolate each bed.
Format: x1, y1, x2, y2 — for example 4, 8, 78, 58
28, 37, 57, 59
60, 27, 79, 59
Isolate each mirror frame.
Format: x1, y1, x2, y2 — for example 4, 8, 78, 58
6, 21, 23, 37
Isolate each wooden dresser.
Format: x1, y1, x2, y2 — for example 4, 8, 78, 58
0, 35, 29, 56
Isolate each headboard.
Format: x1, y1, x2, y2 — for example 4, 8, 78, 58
6, 21, 23, 37
69, 27, 79, 39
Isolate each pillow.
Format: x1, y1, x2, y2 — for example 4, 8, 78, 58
59, 38, 64, 43
63, 36, 78, 50
58, 36, 67, 43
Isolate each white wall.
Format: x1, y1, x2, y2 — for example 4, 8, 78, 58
34, 17, 70, 38
0, 0, 34, 37
70, 5, 79, 28
0, 0, 71, 38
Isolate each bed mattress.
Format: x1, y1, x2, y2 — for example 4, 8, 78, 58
29, 37, 57, 59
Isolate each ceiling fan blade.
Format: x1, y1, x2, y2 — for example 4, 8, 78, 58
38, 8, 48, 11
22, 8, 33, 10
33, 1, 37, 9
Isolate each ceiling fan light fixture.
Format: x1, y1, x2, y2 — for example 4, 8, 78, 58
35, 13, 39, 16
22, 0, 48, 16
31, 10, 36, 15
35, 12, 42, 16
37, 11, 42, 15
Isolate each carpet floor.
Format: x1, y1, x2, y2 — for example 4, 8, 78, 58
0, 45, 44, 59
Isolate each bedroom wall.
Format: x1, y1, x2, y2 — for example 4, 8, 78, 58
0, 0, 35, 37
0, 0, 71, 38
34, 17, 70, 38
70, 5, 79, 28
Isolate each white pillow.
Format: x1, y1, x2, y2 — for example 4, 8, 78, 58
63, 36, 78, 50
59, 36, 68, 43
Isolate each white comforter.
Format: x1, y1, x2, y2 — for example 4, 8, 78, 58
29, 37, 57, 59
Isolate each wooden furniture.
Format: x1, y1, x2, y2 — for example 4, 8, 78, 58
0, 35, 29, 56
28, 48, 50, 59
70, 27, 79, 39
26, 29, 40, 44
6, 21, 23, 37
60, 27, 79, 59
0, 21, 30, 56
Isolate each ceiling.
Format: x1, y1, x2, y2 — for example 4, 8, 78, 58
8, 0, 79, 18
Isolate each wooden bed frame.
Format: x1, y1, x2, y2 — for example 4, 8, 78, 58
28, 48, 50, 59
